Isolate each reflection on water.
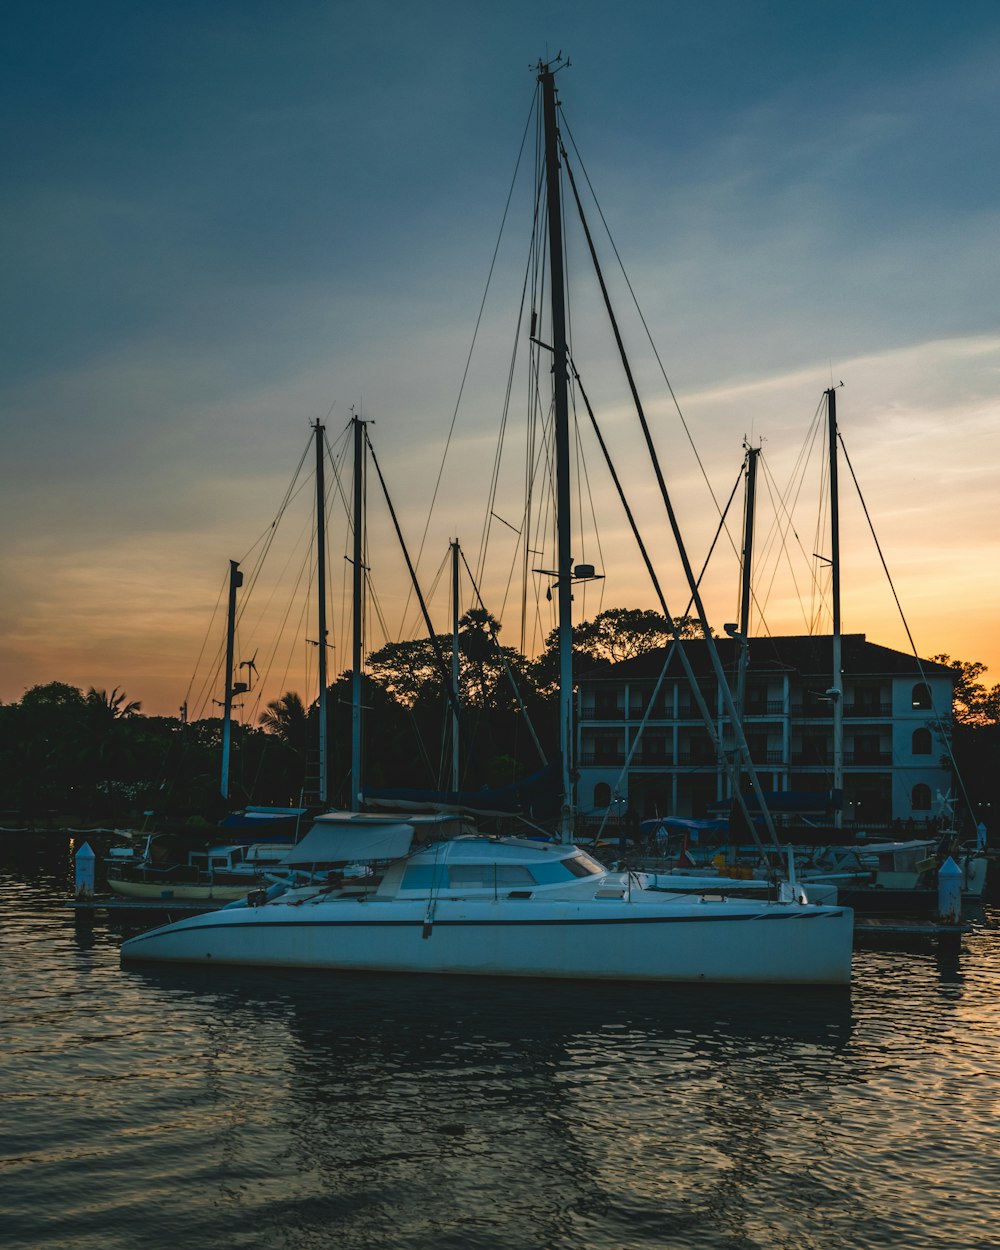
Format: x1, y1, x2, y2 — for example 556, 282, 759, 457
1, 842, 998, 1250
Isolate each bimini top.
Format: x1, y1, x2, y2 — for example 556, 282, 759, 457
281, 811, 470, 865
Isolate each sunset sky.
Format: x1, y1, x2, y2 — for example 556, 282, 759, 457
3, 1, 1000, 719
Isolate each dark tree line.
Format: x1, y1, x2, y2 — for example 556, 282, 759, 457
2, 618, 996, 830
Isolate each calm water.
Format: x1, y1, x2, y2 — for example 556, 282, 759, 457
2, 838, 998, 1250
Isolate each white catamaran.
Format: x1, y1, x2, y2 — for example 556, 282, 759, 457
121, 61, 853, 985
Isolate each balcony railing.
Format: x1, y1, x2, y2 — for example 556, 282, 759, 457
632, 750, 672, 766
579, 751, 625, 766
580, 707, 624, 721
744, 700, 786, 716
845, 702, 892, 717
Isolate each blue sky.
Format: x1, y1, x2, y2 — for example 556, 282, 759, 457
3, 1, 1000, 714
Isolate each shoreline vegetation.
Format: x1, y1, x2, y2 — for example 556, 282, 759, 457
1, 621, 997, 834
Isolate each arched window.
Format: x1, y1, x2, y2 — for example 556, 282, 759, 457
911, 783, 931, 811
593, 782, 612, 808
911, 683, 931, 710
911, 728, 932, 755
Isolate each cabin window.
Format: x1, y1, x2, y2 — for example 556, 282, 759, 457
911, 728, 932, 755
564, 854, 604, 878
446, 864, 537, 888
911, 783, 932, 811
911, 683, 931, 710
593, 782, 612, 808
400, 865, 448, 890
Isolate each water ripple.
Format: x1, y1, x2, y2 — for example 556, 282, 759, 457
2, 853, 999, 1249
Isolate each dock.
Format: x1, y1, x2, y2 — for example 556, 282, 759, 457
853, 916, 972, 948
68, 896, 227, 920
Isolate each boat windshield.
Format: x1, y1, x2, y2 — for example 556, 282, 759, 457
564, 853, 604, 878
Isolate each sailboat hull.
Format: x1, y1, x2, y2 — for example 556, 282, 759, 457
121, 895, 852, 985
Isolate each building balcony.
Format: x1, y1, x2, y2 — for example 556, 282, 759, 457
845, 702, 892, 717
745, 700, 786, 716
579, 751, 625, 766
630, 750, 673, 767
580, 707, 624, 721
791, 706, 834, 720
843, 750, 892, 765
676, 751, 717, 766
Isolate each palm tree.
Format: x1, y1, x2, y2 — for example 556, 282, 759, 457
86, 687, 142, 719
260, 691, 310, 755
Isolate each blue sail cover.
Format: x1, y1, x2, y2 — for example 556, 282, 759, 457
363, 763, 561, 820
640, 816, 729, 843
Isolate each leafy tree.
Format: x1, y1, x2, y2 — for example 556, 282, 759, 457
930, 656, 1000, 726
367, 636, 445, 707
574, 608, 706, 663
5, 683, 89, 811
260, 691, 310, 754
86, 687, 142, 720
532, 609, 708, 694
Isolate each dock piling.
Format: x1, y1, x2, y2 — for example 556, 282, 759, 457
74, 842, 96, 899
937, 856, 962, 924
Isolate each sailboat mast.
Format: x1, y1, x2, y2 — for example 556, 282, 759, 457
735, 445, 759, 722
220, 558, 243, 801
826, 388, 844, 830
539, 60, 574, 842
351, 416, 364, 811
314, 419, 328, 807
451, 539, 461, 793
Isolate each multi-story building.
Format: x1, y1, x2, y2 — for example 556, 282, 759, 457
576, 634, 954, 830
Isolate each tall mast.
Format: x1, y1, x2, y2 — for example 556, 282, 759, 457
539, 60, 574, 843
735, 444, 759, 723
451, 539, 461, 793
351, 416, 364, 811
826, 388, 844, 830
220, 558, 243, 801
313, 419, 328, 807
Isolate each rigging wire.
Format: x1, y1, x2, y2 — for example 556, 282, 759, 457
560, 114, 736, 549
837, 432, 977, 827
459, 548, 548, 766
182, 565, 231, 722
401, 86, 538, 631
561, 142, 778, 854
365, 429, 474, 768
476, 158, 545, 603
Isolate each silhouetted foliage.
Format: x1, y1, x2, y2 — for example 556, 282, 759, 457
930, 655, 1000, 726
8, 643, 988, 834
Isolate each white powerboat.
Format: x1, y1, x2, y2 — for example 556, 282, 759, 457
120, 829, 852, 984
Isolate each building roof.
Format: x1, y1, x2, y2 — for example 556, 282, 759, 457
579, 634, 955, 684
